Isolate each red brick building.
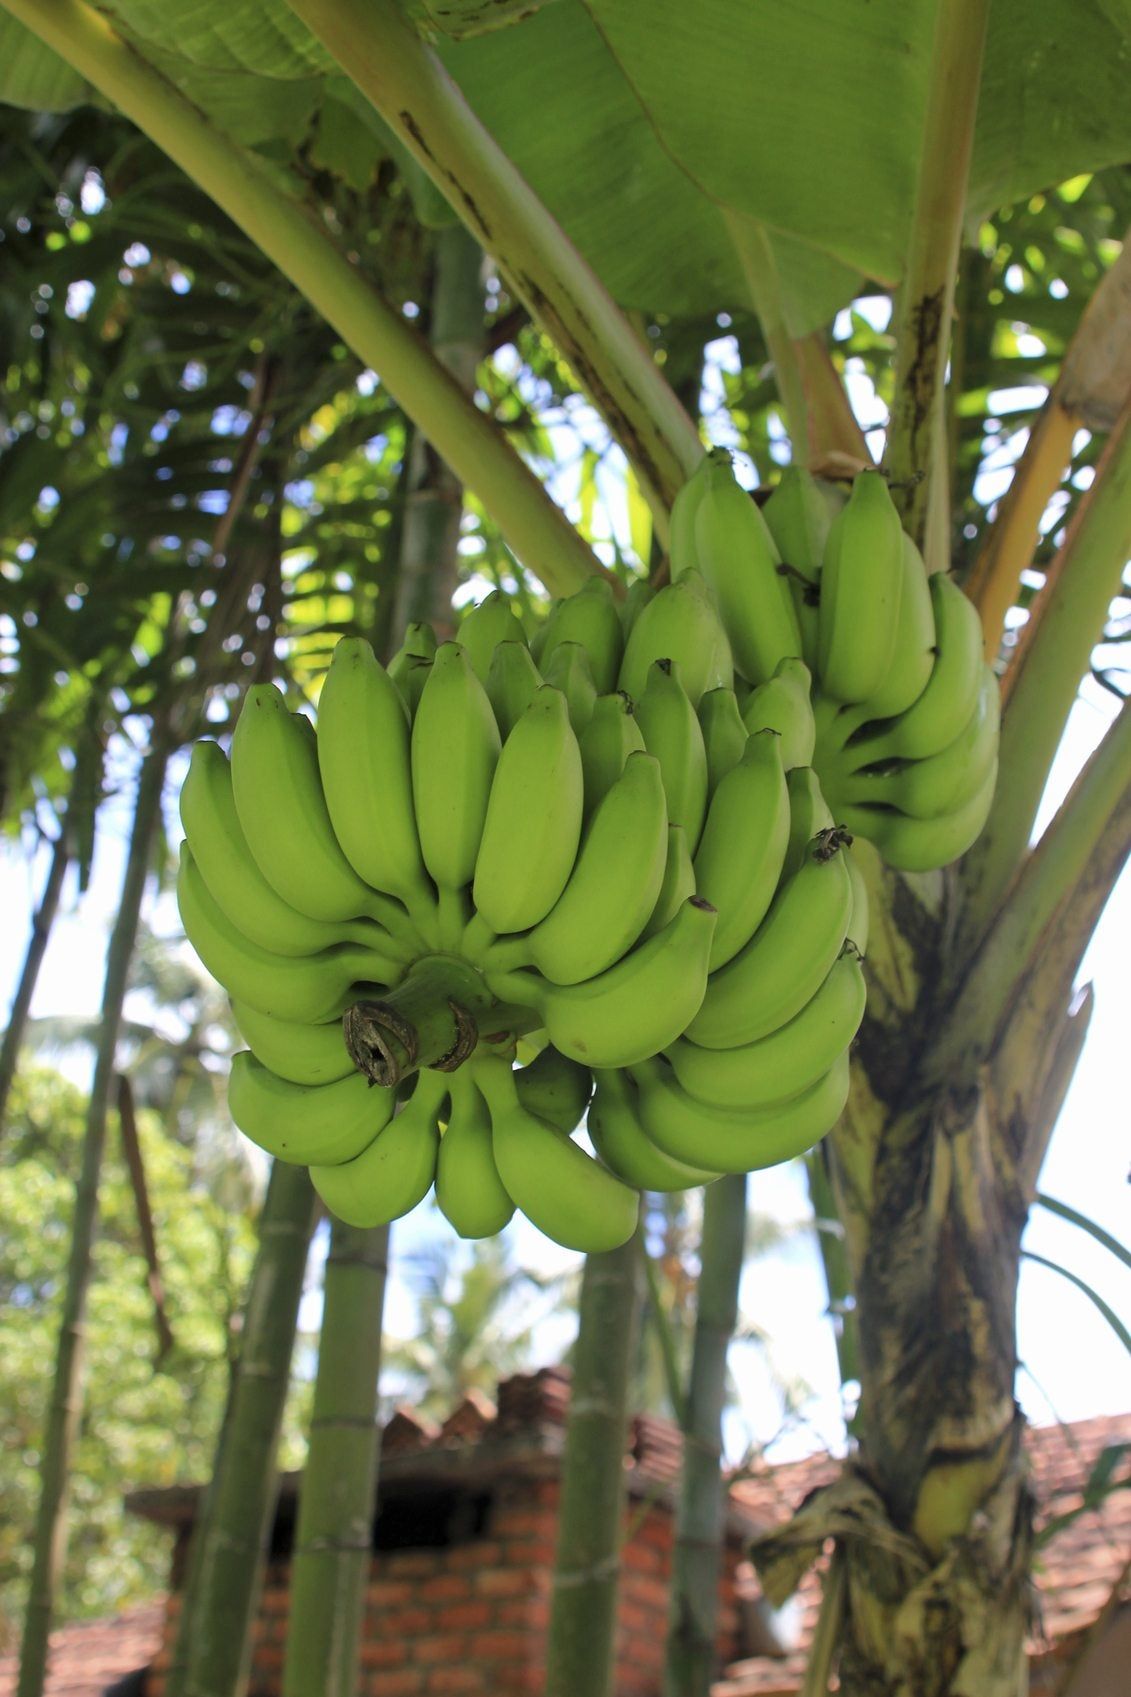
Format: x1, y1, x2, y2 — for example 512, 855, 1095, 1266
1, 1373, 1126, 1697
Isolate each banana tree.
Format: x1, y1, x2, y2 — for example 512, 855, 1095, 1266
3, 4, 1130, 1696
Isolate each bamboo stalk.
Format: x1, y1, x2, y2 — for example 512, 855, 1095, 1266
663, 1173, 747, 1697
16, 735, 169, 1697
545, 1232, 642, 1697
885, 0, 990, 545
0, 830, 69, 1137
0, 0, 603, 599
961, 401, 1131, 946
282, 0, 703, 533
165, 1161, 317, 1697
805, 1151, 859, 1390
392, 226, 486, 639
282, 1220, 388, 1697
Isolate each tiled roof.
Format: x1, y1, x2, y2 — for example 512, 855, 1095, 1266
713, 1411, 1131, 1696
0, 1603, 162, 1697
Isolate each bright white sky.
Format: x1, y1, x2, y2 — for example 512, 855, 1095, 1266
2, 302, 1128, 1465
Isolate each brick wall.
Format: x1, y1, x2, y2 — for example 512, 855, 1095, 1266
146, 1476, 743, 1697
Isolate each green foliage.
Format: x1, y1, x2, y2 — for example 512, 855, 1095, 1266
0, 1065, 256, 1642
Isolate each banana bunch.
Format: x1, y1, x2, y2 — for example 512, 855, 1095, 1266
670, 452, 1000, 873
176, 561, 874, 1253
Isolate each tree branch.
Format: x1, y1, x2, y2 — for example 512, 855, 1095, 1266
961, 404, 1131, 946
283, 0, 703, 535
943, 699, 1131, 1066
1, 0, 603, 599
724, 211, 812, 465
885, 0, 990, 547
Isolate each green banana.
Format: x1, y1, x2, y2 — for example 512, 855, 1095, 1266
617, 568, 733, 708
228, 1049, 395, 1166
761, 464, 831, 669
539, 576, 624, 694
693, 730, 790, 970
178, 845, 399, 1023
541, 640, 598, 734
838, 758, 999, 872
641, 824, 697, 940
231, 684, 414, 937
411, 641, 501, 893
668, 453, 712, 580
630, 1050, 850, 1174
386, 621, 437, 714
816, 471, 904, 704
698, 687, 748, 792
634, 659, 709, 851
783, 766, 836, 880
857, 531, 937, 721
694, 449, 802, 685
686, 837, 853, 1049
457, 590, 528, 684
845, 666, 1000, 819
577, 692, 645, 817
230, 1000, 354, 1087
435, 1070, 515, 1238
180, 742, 347, 958
667, 950, 865, 1111
845, 574, 984, 763
741, 658, 816, 770
310, 1067, 447, 1228
513, 1044, 593, 1133
485, 639, 542, 741
316, 637, 433, 917
486, 896, 717, 1069
619, 578, 655, 639
588, 1067, 716, 1192
475, 1056, 639, 1252
518, 751, 667, 984
472, 685, 584, 934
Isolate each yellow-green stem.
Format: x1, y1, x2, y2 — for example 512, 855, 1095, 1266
282, 0, 702, 533
0, 0, 601, 598
724, 211, 811, 466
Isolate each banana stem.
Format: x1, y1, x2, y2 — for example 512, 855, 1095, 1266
724, 210, 811, 465
282, 0, 703, 534
343, 956, 492, 1086
884, 0, 990, 545
0, 0, 603, 599
960, 397, 1131, 946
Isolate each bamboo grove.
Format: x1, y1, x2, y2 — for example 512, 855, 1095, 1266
1, 5, 1130, 1696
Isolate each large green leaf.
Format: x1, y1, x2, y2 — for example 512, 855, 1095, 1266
4, 0, 1131, 332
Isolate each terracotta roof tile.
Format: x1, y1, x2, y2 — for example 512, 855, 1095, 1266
0, 1603, 163, 1697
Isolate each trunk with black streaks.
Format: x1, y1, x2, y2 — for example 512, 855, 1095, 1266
165, 1161, 317, 1697
281, 1220, 388, 1697
16, 737, 169, 1697
664, 1173, 747, 1697
545, 1232, 642, 1697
